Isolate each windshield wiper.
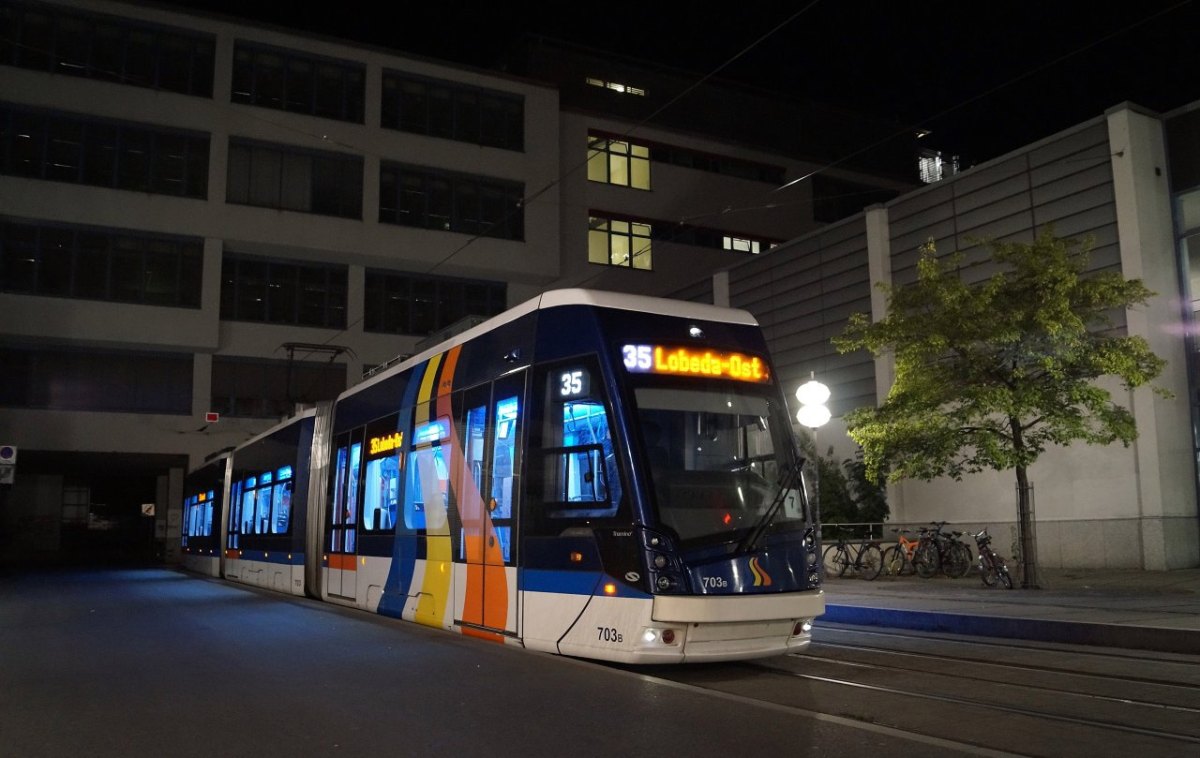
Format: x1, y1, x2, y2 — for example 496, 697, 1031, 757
737, 458, 802, 554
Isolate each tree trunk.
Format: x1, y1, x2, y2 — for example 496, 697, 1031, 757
1015, 464, 1039, 589
1010, 415, 1039, 589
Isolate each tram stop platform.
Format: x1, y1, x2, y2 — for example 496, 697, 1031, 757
820, 567, 1200, 654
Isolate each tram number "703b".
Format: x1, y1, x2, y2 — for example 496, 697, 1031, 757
597, 627, 624, 643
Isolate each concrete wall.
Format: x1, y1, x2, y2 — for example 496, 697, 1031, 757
701, 104, 1200, 569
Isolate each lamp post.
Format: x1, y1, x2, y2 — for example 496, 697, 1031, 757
795, 374, 830, 540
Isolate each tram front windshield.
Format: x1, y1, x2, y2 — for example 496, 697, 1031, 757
635, 386, 805, 549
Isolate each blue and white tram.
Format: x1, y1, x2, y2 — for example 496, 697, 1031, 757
180, 289, 824, 663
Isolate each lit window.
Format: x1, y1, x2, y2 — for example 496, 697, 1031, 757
722, 236, 762, 254
589, 216, 652, 270
585, 77, 646, 97
587, 135, 650, 190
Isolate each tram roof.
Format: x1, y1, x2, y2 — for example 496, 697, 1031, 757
346, 289, 759, 398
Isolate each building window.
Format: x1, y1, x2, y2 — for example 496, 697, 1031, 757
211, 356, 345, 419
220, 253, 347, 328
381, 72, 523, 151
0, 346, 192, 414
0, 103, 209, 197
647, 142, 785, 185
918, 148, 960, 184
227, 139, 363, 219
588, 215, 652, 270
364, 270, 505, 336
231, 42, 364, 123
379, 163, 523, 240
0, 0, 215, 97
723, 236, 764, 254
585, 77, 645, 97
0, 218, 202, 307
587, 134, 650, 190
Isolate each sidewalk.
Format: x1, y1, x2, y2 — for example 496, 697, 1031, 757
819, 567, 1200, 654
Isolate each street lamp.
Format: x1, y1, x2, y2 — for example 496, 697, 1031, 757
796, 374, 831, 544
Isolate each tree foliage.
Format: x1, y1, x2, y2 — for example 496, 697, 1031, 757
834, 228, 1169, 485
796, 433, 889, 530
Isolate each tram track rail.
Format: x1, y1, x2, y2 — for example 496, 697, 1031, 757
746, 660, 1200, 746
618, 625, 1200, 757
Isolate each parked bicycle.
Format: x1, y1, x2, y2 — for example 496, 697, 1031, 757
882, 528, 919, 576
970, 529, 1013, 589
822, 532, 883, 580
912, 522, 972, 579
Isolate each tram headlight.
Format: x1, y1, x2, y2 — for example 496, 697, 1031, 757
653, 553, 668, 569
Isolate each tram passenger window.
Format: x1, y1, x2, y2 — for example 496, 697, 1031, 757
271, 481, 292, 534
345, 443, 361, 526
203, 491, 215, 536
363, 454, 401, 531
240, 480, 255, 535
404, 414, 451, 531
362, 415, 402, 532
332, 444, 348, 526
530, 360, 623, 522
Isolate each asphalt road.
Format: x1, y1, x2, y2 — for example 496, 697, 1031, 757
0, 567, 984, 758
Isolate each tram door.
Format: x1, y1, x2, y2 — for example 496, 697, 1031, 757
327, 431, 361, 599
457, 372, 523, 634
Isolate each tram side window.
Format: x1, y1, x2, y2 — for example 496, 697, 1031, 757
202, 491, 214, 536
254, 471, 273, 533
329, 436, 364, 553
240, 477, 256, 536
228, 480, 242, 548
271, 467, 293, 534
363, 414, 402, 532
529, 359, 624, 525
403, 413, 451, 531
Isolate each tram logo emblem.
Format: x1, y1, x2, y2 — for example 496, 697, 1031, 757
748, 557, 773, 587
625, 571, 641, 582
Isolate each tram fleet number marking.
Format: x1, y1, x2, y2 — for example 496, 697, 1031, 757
701, 576, 729, 589
597, 627, 624, 643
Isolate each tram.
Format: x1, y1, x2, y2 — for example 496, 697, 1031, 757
181, 289, 824, 663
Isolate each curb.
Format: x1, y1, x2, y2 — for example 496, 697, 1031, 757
821, 603, 1199, 655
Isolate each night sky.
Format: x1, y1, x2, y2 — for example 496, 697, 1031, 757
179, 0, 1198, 167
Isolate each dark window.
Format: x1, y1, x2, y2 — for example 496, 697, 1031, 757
364, 270, 505, 335
0, 217, 202, 307
643, 141, 785, 185
379, 163, 523, 240
211, 356, 345, 418
220, 253, 347, 328
0, 346, 192, 414
0, 103, 209, 198
0, 0, 214, 96
381, 71, 524, 151
227, 139, 362, 219
232, 41, 364, 123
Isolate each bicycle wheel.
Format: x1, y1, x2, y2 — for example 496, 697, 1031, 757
979, 553, 998, 587
944, 541, 971, 578
913, 542, 939, 578
997, 560, 1014, 590
882, 546, 905, 576
857, 543, 883, 580
822, 544, 843, 577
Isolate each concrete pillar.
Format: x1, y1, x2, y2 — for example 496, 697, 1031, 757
1107, 104, 1199, 569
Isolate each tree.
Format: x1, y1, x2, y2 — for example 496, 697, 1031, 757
795, 431, 889, 535
833, 229, 1168, 587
